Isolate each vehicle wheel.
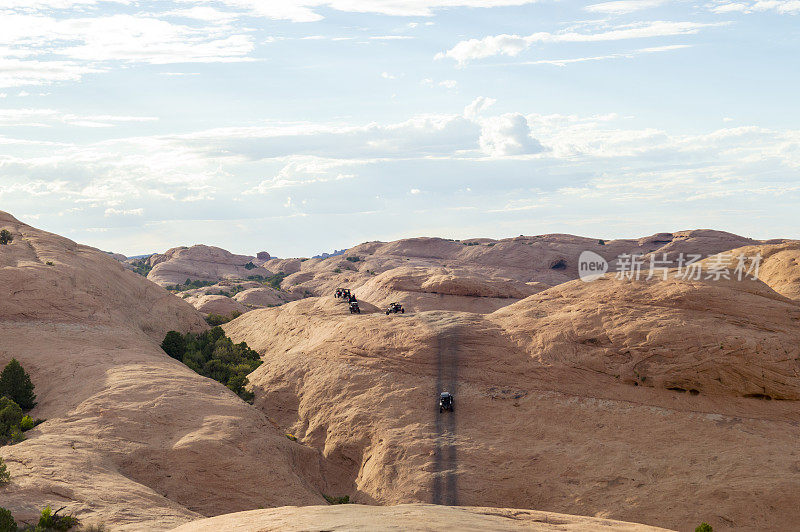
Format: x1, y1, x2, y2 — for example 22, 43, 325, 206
386, 311, 390, 315
401, 309, 405, 313
439, 406, 443, 413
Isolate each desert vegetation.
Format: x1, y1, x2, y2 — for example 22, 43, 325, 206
0, 229, 12, 245
0, 359, 36, 410
246, 273, 287, 290
0, 359, 38, 446
0, 504, 82, 532
165, 279, 215, 291
161, 328, 262, 402
205, 311, 242, 326
129, 259, 152, 277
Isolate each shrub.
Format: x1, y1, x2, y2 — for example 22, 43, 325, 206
695, 524, 713, 532
45, 261, 54, 266
244, 262, 256, 270
0, 359, 36, 410
7, 428, 23, 445
129, 259, 152, 277
0, 230, 12, 246
345, 256, 360, 262
323, 494, 350, 505
0, 457, 10, 485
20, 416, 34, 431
333, 268, 342, 274
0, 507, 17, 532
0, 397, 23, 445
205, 311, 242, 326
160, 331, 186, 360
598, 239, 605, 245
161, 328, 262, 403
37, 505, 79, 531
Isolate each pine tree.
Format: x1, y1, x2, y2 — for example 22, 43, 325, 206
0, 359, 36, 410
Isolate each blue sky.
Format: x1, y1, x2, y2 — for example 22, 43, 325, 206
0, 0, 798, 257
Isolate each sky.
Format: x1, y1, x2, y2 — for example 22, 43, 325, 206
0, 0, 798, 257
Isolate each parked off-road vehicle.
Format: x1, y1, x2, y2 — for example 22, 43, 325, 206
349, 301, 361, 314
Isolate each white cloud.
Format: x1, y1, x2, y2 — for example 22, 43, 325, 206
0, 11, 255, 86
707, 0, 800, 13
464, 96, 496, 119
437, 21, 725, 64
478, 113, 544, 157
200, 0, 538, 22
410, 188, 421, 194
0, 108, 158, 127
105, 207, 144, 216
585, 0, 666, 14
515, 44, 692, 66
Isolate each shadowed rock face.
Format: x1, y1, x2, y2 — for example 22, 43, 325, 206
169, 503, 673, 532
0, 211, 326, 530
224, 264, 800, 531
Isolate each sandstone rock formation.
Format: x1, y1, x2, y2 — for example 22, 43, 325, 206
352, 266, 548, 313
224, 268, 800, 531
184, 293, 248, 316
3, 210, 797, 532
0, 211, 326, 530
233, 287, 299, 308
170, 503, 672, 531
146, 245, 272, 286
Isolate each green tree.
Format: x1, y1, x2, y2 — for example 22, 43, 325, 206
0, 457, 10, 485
0, 397, 23, 444
0, 507, 18, 532
160, 331, 187, 360
0, 359, 36, 410
0, 230, 12, 246
695, 523, 713, 532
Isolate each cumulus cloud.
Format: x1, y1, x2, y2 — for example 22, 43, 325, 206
478, 113, 545, 157
437, 21, 725, 64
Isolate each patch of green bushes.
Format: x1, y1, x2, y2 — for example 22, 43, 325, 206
246, 273, 286, 290
695, 523, 712, 532
35, 505, 80, 531
129, 259, 152, 277
0, 229, 13, 245
0, 507, 17, 532
161, 328, 262, 403
244, 262, 256, 270
205, 311, 242, 326
0, 396, 24, 446
0, 457, 10, 485
323, 494, 350, 505
345, 256, 361, 262
167, 279, 215, 291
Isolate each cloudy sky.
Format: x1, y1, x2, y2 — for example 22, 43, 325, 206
0, 0, 798, 257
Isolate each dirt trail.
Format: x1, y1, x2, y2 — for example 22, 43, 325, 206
427, 317, 462, 505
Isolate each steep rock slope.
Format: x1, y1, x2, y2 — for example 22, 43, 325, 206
224, 273, 800, 531
0, 212, 325, 530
